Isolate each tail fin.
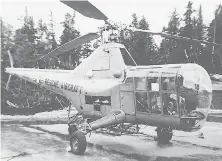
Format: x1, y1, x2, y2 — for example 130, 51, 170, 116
72, 43, 135, 79
6, 50, 14, 89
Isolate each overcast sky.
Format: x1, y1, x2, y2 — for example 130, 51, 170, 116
1, 0, 221, 45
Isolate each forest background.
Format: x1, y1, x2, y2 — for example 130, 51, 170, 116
1, 1, 222, 114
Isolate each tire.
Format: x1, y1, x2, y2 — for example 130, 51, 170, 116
70, 130, 87, 155
157, 129, 173, 143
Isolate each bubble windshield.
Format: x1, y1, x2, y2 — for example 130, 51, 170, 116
178, 64, 212, 117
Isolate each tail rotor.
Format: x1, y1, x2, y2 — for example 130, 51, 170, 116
5, 50, 14, 90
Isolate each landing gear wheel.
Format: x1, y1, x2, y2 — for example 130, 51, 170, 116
70, 130, 87, 155
156, 128, 173, 143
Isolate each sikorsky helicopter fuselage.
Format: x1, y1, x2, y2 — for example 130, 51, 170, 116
4, 0, 216, 155
5, 42, 212, 152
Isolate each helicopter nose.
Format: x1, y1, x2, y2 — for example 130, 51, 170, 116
178, 64, 212, 131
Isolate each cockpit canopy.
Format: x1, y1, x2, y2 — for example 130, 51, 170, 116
126, 63, 212, 131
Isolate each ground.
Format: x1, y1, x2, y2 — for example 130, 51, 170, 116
1, 124, 222, 161
1, 124, 136, 161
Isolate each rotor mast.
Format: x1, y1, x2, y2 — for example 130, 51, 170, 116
100, 22, 120, 44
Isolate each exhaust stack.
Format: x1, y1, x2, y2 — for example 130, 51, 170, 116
89, 109, 126, 130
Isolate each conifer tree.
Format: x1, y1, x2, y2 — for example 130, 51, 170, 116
206, 5, 222, 73
47, 11, 57, 50
1, 20, 14, 110
180, 1, 196, 63
59, 12, 80, 69
13, 6, 38, 67
158, 9, 184, 64
193, 5, 206, 65
120, 13, 158, 65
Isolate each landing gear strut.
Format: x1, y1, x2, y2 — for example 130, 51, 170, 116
155, 127, 173, 143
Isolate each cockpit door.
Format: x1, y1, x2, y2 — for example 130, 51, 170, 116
120, 91, 135, 115
161, 69, 180, 117
120, 77, 135, 115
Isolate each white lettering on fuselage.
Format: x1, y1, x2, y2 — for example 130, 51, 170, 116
33, 78, 81, 93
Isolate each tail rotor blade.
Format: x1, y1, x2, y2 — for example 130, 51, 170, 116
6, 74, 11, 90
7, 50, 14, 68
5, 50, 14, 90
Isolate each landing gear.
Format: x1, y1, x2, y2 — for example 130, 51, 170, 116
68, 111, 91, 155
155, 127, 173, 143
70, 130, 87, 155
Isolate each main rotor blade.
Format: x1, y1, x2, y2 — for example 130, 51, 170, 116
61, 0, 108, 21
40, 32, 99, 61
159, 32, 222, 47
128, 27, 222, 47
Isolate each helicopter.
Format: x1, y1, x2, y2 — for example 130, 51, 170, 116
4, 0, 222, 155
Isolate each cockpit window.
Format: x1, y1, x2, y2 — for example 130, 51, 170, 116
135, 77, 146, 90
125, 77, 133, 84
161, 77, 176, 91
147, 77, 159, 91
85, 95, 111, 105
120, 48, 137, 66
